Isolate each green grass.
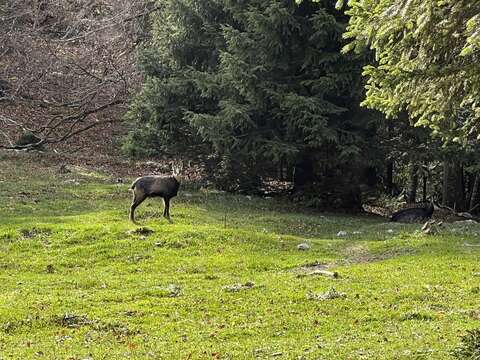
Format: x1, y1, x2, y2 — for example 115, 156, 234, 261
0, 152, 478, 359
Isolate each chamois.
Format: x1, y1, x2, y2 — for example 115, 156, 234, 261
390, 201, 434, 223
129, 163, 182, 223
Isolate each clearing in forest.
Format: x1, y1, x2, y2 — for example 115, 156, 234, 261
0, 153, 478, 359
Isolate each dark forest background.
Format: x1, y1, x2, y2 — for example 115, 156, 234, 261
1, 0, 479, 213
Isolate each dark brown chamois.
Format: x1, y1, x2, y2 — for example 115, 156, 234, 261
390, 201, 434, 223
129, 164, 182, 223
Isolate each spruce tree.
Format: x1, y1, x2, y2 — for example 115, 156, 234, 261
344, 0, 480, 142
123, 0, 226, 157
125, 0, 382, 203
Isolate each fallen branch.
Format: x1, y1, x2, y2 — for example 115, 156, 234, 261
297, 269, 339, 279
434, 202, 480, 222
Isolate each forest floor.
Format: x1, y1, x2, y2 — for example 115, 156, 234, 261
0, 152, 479, 359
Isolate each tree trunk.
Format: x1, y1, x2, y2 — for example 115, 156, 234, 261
442, 160, 449, 207
287, 165, 294, 183
442, 160, 465, 211
293, 153, 315, 191
469, 173, 480, 213
406, 162, 418, 203
278, 158, 284, 181
422, 172, 427, 203
386, 161, 393, 196
385, 122, 394, 196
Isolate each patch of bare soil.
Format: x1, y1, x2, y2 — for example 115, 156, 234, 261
294, 261, 332, 272
222, 281, 257, 292
340, 244, 416, 265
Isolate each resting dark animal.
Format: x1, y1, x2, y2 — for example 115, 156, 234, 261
129, 164, 182, 223
390, 202, 434, 223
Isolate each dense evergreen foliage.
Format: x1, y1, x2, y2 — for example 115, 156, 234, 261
123, 0, 225, 158
124, 0, 382, 205
124, 0, 480, 212
343, 0, 480, 211
343, 0, 480, 143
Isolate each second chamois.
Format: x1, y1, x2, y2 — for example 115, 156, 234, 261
390, 201, 434, 223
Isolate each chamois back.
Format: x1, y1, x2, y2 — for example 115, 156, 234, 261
390, 202, 434, 223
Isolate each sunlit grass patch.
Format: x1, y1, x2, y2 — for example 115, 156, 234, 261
0, 153, 478, 358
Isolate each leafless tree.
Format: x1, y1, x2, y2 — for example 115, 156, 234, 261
0, 0, 161, 150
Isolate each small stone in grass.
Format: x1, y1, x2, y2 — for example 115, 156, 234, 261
307, 288, 346, 301
297, 243, 310, 251
164, 284, 181, 297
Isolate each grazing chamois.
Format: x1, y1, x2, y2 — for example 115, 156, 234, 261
390, 201, 434, 223
129, 163, 182, 223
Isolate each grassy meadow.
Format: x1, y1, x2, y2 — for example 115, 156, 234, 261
0, 153, 478, 359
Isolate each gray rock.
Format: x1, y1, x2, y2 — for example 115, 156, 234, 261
297, 243, 310, 251
307, 288, 346, 301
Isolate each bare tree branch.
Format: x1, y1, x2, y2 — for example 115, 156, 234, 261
0, 99, 123, 150
0, 0, 153, 151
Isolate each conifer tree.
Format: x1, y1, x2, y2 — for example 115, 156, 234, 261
125, 0, 381, 202
343, 0, 480, 142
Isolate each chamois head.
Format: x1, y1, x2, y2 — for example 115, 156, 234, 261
171, 160, 185, 182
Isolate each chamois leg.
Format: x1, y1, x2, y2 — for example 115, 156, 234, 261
163, 197, 173, 223
130, 192, 146, 223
